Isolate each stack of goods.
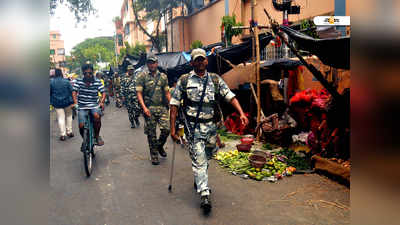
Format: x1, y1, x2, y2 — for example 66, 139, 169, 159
329, 158, 351, 170
291, 132, 311, 152
215, 149, 296, 182
259, 109, 297, 147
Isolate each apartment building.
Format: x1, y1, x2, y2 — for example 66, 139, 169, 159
50, 30, 67, 73
116, 0, 166, 53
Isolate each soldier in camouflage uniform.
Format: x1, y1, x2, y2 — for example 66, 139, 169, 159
120, 72, 129, 108
170, 48, 248, 214
136, 53, 171, 165
122, 65, 141, 128
113, 72, 122, 108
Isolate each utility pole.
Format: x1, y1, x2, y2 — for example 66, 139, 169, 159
225, 0, 229, 16
114, 31, 118, 67
170, 7, 174, 51
252, 0, 261, 140
232, 0, 263, 140
164, 10, 168, 52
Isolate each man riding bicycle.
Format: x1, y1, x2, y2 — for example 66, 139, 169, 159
72, 63, 106, 146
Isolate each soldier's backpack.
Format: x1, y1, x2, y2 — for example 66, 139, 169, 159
180, 72, 223, 123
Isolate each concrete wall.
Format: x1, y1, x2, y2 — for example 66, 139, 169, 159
186, 0, 225, 49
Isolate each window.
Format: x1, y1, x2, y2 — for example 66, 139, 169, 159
52, 34, 57, 39
50, 49, 55, 55
124, 24, 130, 36
57, 48, 65, 55
117, 34, 123, 46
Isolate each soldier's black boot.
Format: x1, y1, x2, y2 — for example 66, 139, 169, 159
135, 117, 140, 127
157, 130, 169, 157
129, 116, 136, 128
151, 154, 160, 165
158, 146, 167, 157
200, 195, 212, 215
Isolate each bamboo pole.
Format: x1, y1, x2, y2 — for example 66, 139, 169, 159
252, 0, 261, 140
255, 26, 261, 140
250, 83, 265, 117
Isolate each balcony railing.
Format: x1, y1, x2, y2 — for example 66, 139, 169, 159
260, 42, 296, 61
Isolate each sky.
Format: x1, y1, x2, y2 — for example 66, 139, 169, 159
50, 0, 124, 55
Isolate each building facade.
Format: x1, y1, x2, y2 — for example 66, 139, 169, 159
116, 0, 165, 55
115, 17, 124, 55
166, 0, 347, 52
50, 30, 67, 73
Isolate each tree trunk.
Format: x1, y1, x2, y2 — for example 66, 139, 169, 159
132, 3, 161, 52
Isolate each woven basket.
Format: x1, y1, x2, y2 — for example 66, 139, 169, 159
249, 154, 267, 168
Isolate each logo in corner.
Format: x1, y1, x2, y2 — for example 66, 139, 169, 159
314, 16, 350, 26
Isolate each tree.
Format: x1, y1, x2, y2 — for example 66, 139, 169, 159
67, 37, 115, 70
112, 16, 121, 23
132, 0, 182, 52
49, 0, 97, 23
118, 42, 146, 64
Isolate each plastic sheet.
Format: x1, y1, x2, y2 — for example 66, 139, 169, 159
280, 26, 350, 69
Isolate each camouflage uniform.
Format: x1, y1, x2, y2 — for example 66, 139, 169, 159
120, 74, 130, 107
124, 72, 141, 127
135, 68, 170, 158
104, 76, 111, 105
113, 75, 122, 108
170, 70, 235, 197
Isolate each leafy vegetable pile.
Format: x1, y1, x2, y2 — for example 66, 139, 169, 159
217, 129, 242, 142
276, 148, 311, 170
215, 150, 296, 182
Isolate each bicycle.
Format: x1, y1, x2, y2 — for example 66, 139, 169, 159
81, 110, 96, 177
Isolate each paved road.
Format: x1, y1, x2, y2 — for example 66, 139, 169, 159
50, 99, 350, 225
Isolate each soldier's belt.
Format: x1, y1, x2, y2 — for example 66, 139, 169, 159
186, 115, 214, 123
185, 100, 216, 108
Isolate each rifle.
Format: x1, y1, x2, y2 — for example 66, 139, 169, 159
178, 107, 193, 145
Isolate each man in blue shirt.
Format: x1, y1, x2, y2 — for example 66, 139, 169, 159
50, 68, 74, 141
72, 63, 106, 146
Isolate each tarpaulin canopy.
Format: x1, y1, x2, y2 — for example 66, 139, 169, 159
208, 33, 274, 75
155, 52, 189, 70
261, 58, 302, 69
280, 26, 350, 69
119, 33, 273, 86
119, 54, 145, 72
221, 63, 256, 90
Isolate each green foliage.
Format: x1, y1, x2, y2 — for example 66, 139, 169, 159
221, 14, 243, 46
67, 37, 115, 70
49, 0, 97, 23
277, 148, 311, 170
217, 128, 242, 142
132, 0, 179, 52
190, 40, 203, 50
112, 16, 121, 23
118, 42, 146, 64
300, 19, 319, 39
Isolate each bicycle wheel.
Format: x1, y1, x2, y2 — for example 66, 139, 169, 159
82, 128, 93, 177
